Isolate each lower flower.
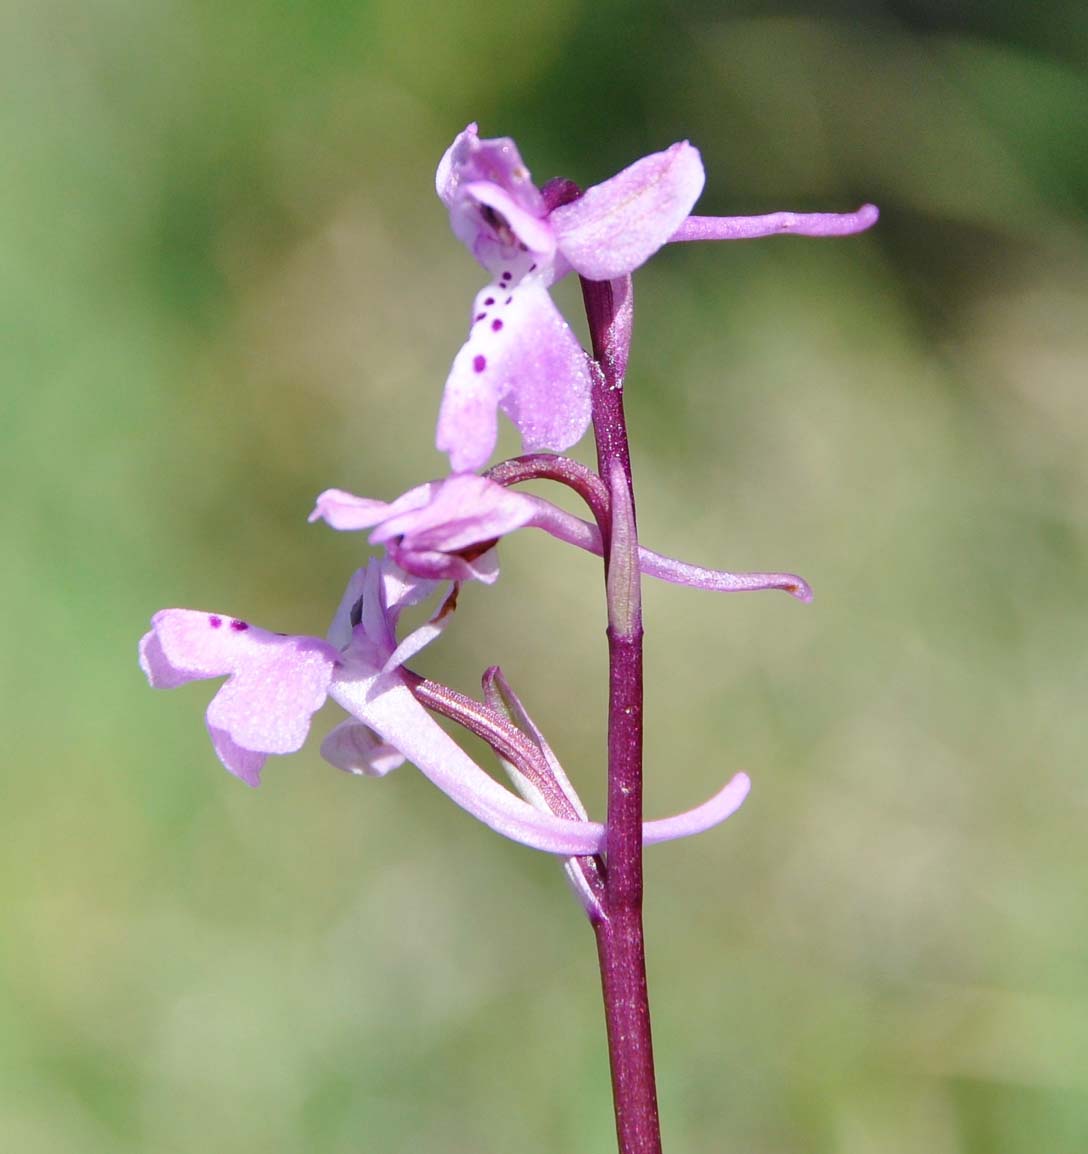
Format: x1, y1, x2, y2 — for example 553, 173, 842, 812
140, 558, 750, 856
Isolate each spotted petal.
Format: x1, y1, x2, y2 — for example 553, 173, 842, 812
140, 609, 339, 786
437, 282, 592, 473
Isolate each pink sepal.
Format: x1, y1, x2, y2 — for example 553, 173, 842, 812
550, 142, 705, 280
321, 720, 405, 777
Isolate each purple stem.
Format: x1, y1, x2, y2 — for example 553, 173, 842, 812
580, 271, 662, 1154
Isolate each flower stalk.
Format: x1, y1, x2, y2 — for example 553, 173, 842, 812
581, 270, 661, 1153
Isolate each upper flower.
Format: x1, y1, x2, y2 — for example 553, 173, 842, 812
436, 123, 877, 473
435, 125, 705, 473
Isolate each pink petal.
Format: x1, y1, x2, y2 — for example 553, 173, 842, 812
550, 142, 705, 280
141, 609, 339, 782
438, 126, 553, 277
309, 482, 436, 531
207, 725, 267, 787
381, 546, 495, 584
139, 627, 193, 689
436, 124, 544, 218
436, 283, 592, 472
320, 721, 405, 777
436, 123, 478, 203
462, 181, 556, 257
205, 635, 338, 755
337, 560, 445, 674
379, 562, 442, 621
327, 567, 370, 651
370, 474, 536, 554
141, 609, 256, 683
670, 204, 879, 242
382, 609, 451, 674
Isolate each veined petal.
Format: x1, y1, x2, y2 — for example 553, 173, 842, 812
670, 204, 879, 242
550, 142, 705, 280
437, 282, 592, 472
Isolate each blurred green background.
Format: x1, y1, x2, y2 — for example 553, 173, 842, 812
5, 1, 1087, 1151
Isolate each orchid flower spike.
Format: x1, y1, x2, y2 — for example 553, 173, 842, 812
312, 472, 812, 601
436, 123, 879, 473
141, 558, 752, 855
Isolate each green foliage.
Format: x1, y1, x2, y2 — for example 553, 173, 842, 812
4, 1, 1087, 1150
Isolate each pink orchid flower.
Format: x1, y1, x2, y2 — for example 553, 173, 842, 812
310, 473, 536, 584
311, 472, 812, 600
436, 123, 878, 472
140, 558, 750, 855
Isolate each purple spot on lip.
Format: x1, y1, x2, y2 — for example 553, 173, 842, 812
491, 319, 503, 331
473, 355, 487, 373
208, 615, 222, 629
474, 312, 486, 322
230, 620, 249, 632
484, 297, 495, 306
505, 296, 513, 305
500, 271, 511, 281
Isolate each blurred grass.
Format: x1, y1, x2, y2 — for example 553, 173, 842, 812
4, 1, 1088, 1151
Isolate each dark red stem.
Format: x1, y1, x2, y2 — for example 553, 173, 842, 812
579, 272, 661, 1154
